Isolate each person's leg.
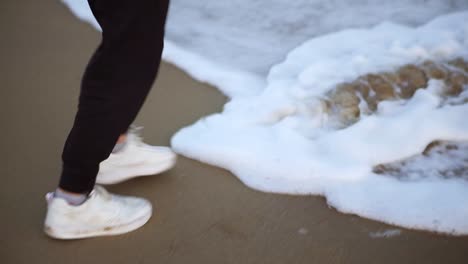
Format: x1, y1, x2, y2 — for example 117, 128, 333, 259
44, 0, 170, 239
59, 0, 170, 194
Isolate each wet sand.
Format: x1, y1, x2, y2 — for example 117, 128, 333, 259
1, 1, 467, 263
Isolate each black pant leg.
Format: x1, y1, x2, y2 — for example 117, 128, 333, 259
59, 0, 169, 193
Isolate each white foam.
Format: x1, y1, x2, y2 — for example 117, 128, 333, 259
369, 229, 402, 238
172, 13, 468, 235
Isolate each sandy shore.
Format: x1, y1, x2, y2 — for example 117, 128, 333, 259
1, 1, 467, 263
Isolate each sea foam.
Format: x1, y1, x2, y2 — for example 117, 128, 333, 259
172, 12, 468, 235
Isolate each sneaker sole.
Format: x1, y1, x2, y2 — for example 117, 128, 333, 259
44, 210, 152, 240
96, 156, 177, 185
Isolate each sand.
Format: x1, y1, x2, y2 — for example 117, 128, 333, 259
0, 1, 467, 263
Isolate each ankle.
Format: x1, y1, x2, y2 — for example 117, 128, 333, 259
112, 134, 128, 153
116, 134, 127, 144
54, 188, 88, 206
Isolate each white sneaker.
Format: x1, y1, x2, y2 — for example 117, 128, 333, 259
97, 126, 177, 185
44, 186, 152, 239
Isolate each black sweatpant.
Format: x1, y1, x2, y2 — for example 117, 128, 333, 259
59, 0, 169, 193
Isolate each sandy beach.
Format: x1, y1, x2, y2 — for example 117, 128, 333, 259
1, 1, 467, 263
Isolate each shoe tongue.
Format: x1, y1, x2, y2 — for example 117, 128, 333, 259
93, 186, 111, 200
127, 127, 145, 146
